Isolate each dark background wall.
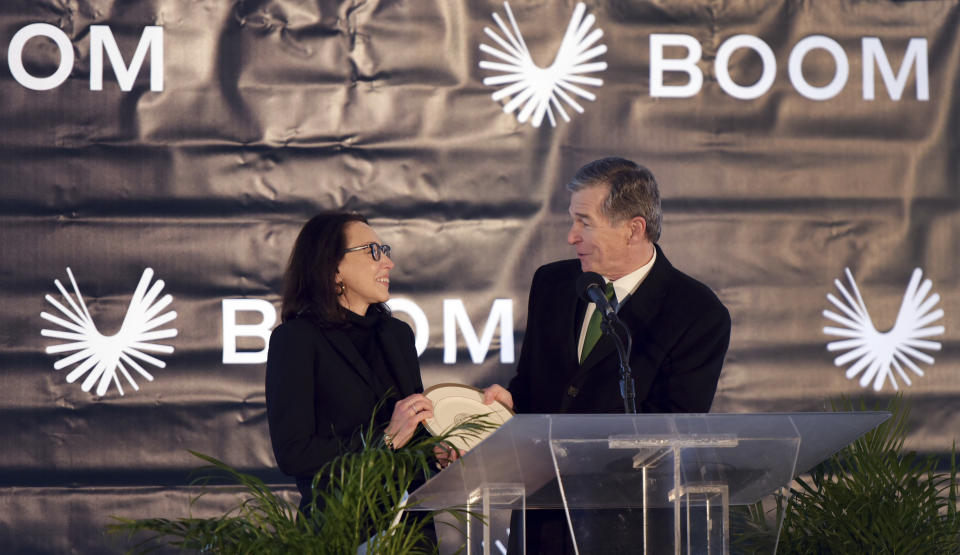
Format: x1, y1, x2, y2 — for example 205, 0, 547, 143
1, 0, 957, 551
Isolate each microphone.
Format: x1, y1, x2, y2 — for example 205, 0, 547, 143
575, 271, 637, 413
575, 271, 616, 320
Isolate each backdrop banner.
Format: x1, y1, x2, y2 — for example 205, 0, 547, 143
1, 0, 957, 551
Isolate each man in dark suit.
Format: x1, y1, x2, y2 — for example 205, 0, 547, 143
483, 157, 731, 553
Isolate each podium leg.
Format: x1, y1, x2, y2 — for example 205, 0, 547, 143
671, 483, 729, 555
465, 484, 525, 555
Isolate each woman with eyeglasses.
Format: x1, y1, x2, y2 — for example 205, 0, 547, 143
265, 212, 434, 513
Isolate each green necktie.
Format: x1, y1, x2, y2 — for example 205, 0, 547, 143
580, 281, 616, 364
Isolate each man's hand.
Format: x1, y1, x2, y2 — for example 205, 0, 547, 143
433, 442, 460, 469
481, 384, 514, 410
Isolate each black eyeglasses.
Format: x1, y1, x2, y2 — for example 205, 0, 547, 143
345, 242, 392, 261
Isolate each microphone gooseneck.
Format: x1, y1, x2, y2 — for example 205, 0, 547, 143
575, 270, 637, 414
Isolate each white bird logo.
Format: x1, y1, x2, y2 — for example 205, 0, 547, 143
479, 1, 607, 128
40, 267, 177, 396
823, 267, 944, 391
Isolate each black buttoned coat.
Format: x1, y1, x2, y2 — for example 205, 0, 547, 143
508, 244, 731, 415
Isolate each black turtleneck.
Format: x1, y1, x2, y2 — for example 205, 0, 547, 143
342, 308, 400, 400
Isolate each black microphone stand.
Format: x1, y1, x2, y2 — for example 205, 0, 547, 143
600, 315, 636, 414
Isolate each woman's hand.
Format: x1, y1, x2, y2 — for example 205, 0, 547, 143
384, 393, 434, 449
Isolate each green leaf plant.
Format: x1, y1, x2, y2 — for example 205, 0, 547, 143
732, 394, 960, 554
108, 406, 499, 554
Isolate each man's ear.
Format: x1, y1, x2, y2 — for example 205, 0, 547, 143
626, 216, 647, 244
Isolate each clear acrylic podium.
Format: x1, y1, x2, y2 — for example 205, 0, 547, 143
407, 412, 889, 555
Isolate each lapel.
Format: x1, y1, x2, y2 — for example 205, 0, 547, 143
571, 245, 672, 380
377, 321, 416, 397
325, 328, 381, 394
566, 280, 587, 371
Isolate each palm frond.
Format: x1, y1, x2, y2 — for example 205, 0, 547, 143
733, 393, 960, 554
108, 407, 498, 554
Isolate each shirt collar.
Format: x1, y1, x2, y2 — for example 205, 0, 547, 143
605, 247, 657, 306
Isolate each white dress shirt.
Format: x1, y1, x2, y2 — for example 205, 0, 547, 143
576, 249, 657, 361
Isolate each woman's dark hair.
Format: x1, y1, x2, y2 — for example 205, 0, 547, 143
280, 212, 386, 324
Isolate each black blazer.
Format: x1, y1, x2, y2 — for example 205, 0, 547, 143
265, 314, 423, 479
508, 245, 731, 414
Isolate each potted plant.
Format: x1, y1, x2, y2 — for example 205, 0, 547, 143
732, 395, 960, 554
109, 413, 494, 554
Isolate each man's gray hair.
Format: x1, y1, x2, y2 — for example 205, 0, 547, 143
566, 157, 662, 242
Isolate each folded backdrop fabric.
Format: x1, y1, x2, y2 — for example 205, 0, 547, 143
0, 0, 957, 551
